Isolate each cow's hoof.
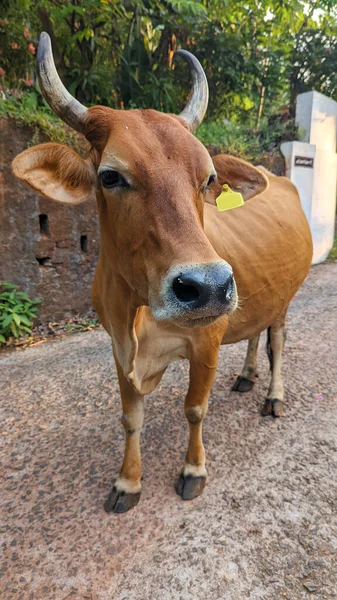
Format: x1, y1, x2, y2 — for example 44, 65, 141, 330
261, 398, 284, 418
175, 474, 206, 500
232, 376, 255, 393
104, 486, 141, 514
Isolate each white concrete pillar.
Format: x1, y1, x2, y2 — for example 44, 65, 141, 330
295, 91, 337, 151
281, 91, 337, 264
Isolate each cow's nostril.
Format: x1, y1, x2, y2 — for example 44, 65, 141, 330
225, 275, 234, 302
172, 276, 200, 303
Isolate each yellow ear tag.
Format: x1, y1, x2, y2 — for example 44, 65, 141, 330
216, 184, 244, 212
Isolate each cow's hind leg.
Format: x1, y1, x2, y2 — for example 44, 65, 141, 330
104, 363, 144, 514
176, 350, 219, 501
232, 334, 260, 392
262, 310, 287, 418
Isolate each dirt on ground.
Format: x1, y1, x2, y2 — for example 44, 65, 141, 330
1, 263, 337, 600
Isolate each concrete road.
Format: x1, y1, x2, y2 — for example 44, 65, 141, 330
1, 263, 337, 600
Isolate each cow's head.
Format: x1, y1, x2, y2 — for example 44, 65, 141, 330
13, 33, 267, 329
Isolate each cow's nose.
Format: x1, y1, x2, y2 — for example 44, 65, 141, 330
172, 266, 234, 309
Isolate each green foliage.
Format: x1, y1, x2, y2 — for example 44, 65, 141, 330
0, 0, 38, 84
1, 0, 337, 124
0, 283, 41, 344
328, 234, 337, 262
196, 116, 298, 161
63, 318, 99, 332
0, 91, 84, 151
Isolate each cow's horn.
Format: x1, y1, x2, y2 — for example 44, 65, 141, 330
37, 32, 87, 133
175, 49, 209, 133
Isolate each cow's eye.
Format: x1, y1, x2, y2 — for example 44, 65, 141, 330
99, 169, 129, 189
207, 173, 216, 187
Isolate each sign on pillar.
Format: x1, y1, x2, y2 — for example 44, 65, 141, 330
281, 91, 337, 265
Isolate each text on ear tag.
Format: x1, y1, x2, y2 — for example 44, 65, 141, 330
216, 184, 244, 212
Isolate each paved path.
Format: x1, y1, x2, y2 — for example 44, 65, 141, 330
1, 263, 337, 600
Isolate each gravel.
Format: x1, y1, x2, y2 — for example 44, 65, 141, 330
1, 262, 336, 600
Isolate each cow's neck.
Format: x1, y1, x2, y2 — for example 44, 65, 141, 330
96, 261, 145, 391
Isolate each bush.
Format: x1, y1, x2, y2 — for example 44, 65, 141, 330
0, 92, 85, 153
196, 115, 298, 162
0, 282, 41, 344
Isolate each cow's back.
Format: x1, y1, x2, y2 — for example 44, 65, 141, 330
204, 171, 313, 344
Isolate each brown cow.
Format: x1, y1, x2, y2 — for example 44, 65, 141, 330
12, 33, 312, 514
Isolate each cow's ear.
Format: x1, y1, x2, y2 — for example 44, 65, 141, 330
12, 143, 97, 204
208, 154, 268, 204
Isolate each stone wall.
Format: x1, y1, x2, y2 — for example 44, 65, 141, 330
0, 119, 100, 322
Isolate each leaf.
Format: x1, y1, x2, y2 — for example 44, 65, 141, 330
0, 283, 39, 336
1, 283, 16, 290
2, 314, 13, 328
0, 334, 6, 344
12, 313, 21, 326
10, 320, 19, 338
18, 314, 32, 327
20, 325, 32, 333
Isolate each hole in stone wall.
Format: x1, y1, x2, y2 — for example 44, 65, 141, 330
39, 214, 49, 236
36, 256, 50, 266
80, 235, 88, 253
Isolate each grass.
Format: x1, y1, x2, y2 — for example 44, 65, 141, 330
0, 93, 86, 153
328, 233, 337, 261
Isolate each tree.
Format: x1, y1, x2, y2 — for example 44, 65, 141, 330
1, 0, 337, 124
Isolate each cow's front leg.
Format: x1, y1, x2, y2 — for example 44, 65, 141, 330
262, 311, 287, 418
104, 364, 144, 514
232, 334, 260, 392
176, 357, 218, 501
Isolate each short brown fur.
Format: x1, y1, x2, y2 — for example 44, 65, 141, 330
12, 105, 312, 513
